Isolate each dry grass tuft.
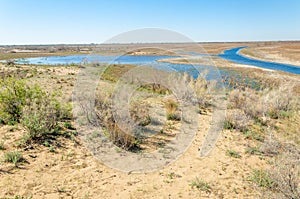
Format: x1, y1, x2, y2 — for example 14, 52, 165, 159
165, 99, 180, 121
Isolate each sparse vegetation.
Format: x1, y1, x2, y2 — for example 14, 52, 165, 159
64, 122, 74, 130
242, 129, 263, 141
190, 177, 211, 193
228, 85, 299, 124
0, 140, 5, 150
130, 100, 151, 126
249, 169, 275, 189
165, 99, 180, 121
249, 151, 300, 199
95, 93, 140, 150
245, 146, 262, 155
269, 152, 300, 199
5, 59, 15, 67
226, 149, 241, 158
0, 77, 32, 124
3, 151, 24, 166
0, 77, 72, 146
21, 93, 62, 143
224, 109, 250, 131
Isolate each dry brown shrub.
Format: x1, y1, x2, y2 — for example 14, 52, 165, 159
95, 91, 138, 150
228, 85, 299, 122
165, 99, 180, 121
263, 85, 299, 119
225, 109, 251, 131
269, 151, 300, 199
229, 88, 266, 121
130, 99, 151, 126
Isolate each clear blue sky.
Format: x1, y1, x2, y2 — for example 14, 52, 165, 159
1, 0, 300, 44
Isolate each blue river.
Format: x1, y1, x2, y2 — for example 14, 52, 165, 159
12, 46, 300, 75
218, 46, 300, 74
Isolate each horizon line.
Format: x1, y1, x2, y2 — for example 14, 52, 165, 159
0, 40, 300, 46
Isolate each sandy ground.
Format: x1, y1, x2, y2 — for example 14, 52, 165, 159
0, 112, 267, 199
157, 56, 274, 72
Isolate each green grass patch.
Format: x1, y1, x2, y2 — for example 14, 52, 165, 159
242, 129, 263, 141
189, 177, 211, 193
249, 169, 275, 189
101, 64, 134, 82
3, 151, 24, 166
245, 146, 262, 155
223, 120, 234, 130
0, 140, 5, 150
226, 150, 241, 158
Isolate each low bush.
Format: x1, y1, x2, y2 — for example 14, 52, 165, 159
264, 86, 299, 119
249, 169, 275, 189
250, 151, 300, 199
0, 140, 5, 150
3, 151, 24, 166
21, 93, 62, 143
138, 84, 171, 95
0, 77, 32, 124
0, 77, 72, 145
224, 109, 251, 131
5, 59, 15, 67
165, 99, 180, 121
242, 129, 263, 141
228, 88, 266, 121
245, 146, 262, 155
226, 149, 241, 158
189, 177, 211, 193
130, 100, 151, 126
228, 86, 299, 123
260, 139, 281, 157
95, 94, 140, 150
223, 120, 234, 130
270, 152, 300, 199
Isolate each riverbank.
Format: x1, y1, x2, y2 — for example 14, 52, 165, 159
239, 42, 300, 67
157, 56, 274, 71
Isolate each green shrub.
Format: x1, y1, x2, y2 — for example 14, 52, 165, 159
242, 130, 263, 141
166, 113, 181, 121
249, 169, 275, 189
0, 77, 71, 144
189, 177, 211, 192
3, 151, 24, 166
226, 150, 241, 158
49, 145, 55, 152
223, 120, 234, 130
0, 140, 5, 150
64, 121, 74, 130
245, 146, 262, 155
0, 78, 30, 124
0, 77, 53, 125
21, 93, 62, 142
58, 102, 73, 121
